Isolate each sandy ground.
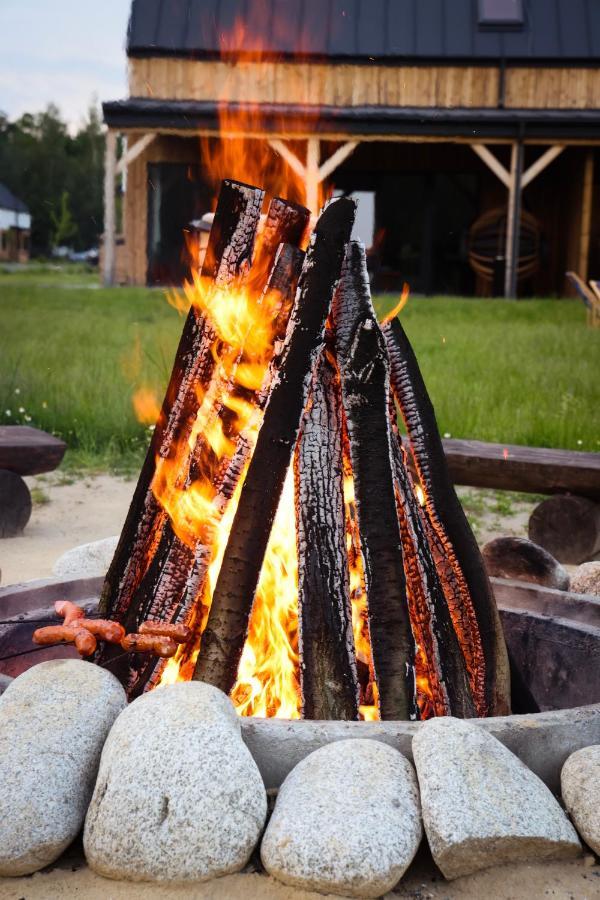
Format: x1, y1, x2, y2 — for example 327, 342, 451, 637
0, 473, 135, 587
0, 475, 538, 588
1, 840, 599, 900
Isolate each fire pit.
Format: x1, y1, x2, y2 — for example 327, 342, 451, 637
2, 574, 599, 793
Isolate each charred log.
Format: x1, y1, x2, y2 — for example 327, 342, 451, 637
294, 349, 360, 720
103, 239, 306, 697
388, 414, 476, 719
193, 197, 356, 694
332, 241, 415, 721
100, 180, 265, 627
382, 315, 511, 716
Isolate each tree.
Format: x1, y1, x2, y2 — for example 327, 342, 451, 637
0, 101, 105, 255
51, 191, 78, 247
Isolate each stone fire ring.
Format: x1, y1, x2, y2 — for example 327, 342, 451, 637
1, 575, 600, 795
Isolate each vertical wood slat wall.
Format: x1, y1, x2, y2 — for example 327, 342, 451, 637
129, 59, 600, 110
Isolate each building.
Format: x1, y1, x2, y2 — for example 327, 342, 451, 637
0, 184, 31, 264
103, 0, 600, 296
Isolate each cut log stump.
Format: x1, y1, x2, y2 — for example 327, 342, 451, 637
0, 470, 32, 538
529, 495, 600, 565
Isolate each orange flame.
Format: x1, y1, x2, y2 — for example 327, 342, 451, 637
195, 9, 331, 214
132, 387, 161, 426
381, 282, 410, 325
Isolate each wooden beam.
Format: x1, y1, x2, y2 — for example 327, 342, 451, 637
505, 141, 523, 298
471, 144, 511, 189
521, 145, 564, 189
440, 437, 600, 501
579, 151, 595, 281
102, 130, 117, 287
318, 141, 359, 182
115, 133, 156, 176
268, 139, 306, 180
305, 137, 320, 213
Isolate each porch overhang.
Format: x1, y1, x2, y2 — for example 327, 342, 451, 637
103, 98, 600, 143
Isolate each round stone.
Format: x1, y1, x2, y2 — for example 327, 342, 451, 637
261, 738, 422, 898
0, 659, 127, 876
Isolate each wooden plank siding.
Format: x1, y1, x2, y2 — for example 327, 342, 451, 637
129, 59, 600, 111
129, 59, 500, 108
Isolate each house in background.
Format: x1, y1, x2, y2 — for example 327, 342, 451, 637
0, 184, 31, 264
103, 0, 600, 297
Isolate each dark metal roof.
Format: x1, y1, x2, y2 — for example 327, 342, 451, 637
103, 97, 600, 140
0, 183, 29, 214
127, 0, 600, 63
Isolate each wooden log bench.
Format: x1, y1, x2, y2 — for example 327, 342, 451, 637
439, 438, 600, 565
0, 426, 67, 538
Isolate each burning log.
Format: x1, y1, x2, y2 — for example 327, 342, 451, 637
388, 417, 476, 720
193, 196, 356, 695
381, 315, 511, 716
294, 348, 360, 720
100, 180, 266, 625
98, 189, 309, 695
128, 241, 305, 697
332, 242, 415, 721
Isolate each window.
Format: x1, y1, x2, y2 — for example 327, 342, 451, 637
478, 0, 524, 28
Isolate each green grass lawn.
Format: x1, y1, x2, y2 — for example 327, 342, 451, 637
0, 268, 598, 474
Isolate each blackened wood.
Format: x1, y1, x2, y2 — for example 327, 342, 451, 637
0, 470, 31, 538
528, 495, 600, 565
103, 239, 306, 697
389, 420, 476, 719
193, 197, 356, 693
144, 243, 306, 692
100, 180, 265, 626
382, 315, 511, 716
113, 242, 306, 697
442, 438, 600, 502
0, 426, 66, 476
332, 241, 415, 721
294, 350, 360, 720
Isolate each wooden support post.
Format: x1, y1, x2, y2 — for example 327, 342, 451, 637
103, 129, 117, 287
268, 138, 359, 214
579, 151, 595, 282
115, 133, 156, 177
305, 138, 320, 213
505, 141, 523, 298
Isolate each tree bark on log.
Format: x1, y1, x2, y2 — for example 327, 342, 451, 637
382, 315, 511, 716
332, 241, 415, 721
388, 415, 476, 719
193, 197, 356, 694
294, 349, 360, 720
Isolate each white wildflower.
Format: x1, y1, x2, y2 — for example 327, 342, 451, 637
18, 406, 25, 414
5, 410, 11, 417
14, 388, 20, 394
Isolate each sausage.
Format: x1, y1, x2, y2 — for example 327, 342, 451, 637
121, 633, 178, 658
79, 619, 125, 643
139, 621, 191, 643
33, 625, 76, 645
73, 628, 97, 657
55, 600, 85, 626
32, 624, 97, 657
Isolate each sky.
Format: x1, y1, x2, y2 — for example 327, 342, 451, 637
0, 0, 130, 128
